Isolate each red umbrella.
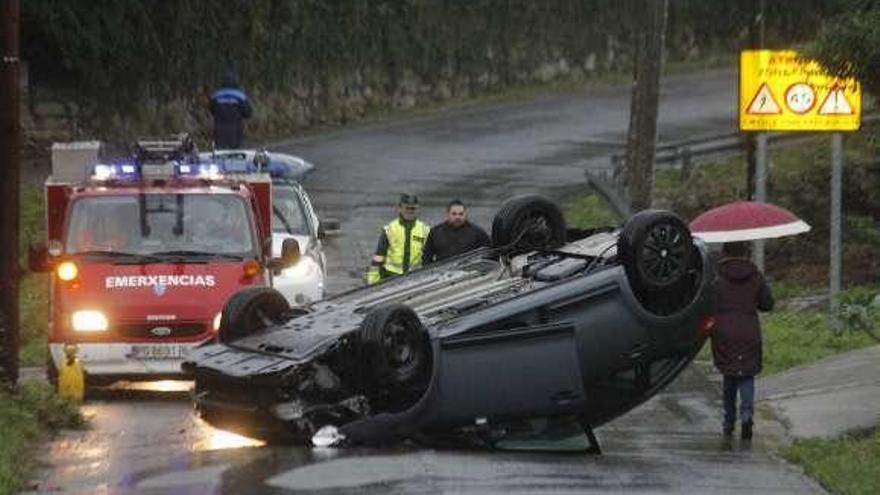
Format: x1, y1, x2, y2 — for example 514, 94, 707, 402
689, 201, 811, 243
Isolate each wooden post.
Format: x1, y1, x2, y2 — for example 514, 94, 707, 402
0, 0, 21, 386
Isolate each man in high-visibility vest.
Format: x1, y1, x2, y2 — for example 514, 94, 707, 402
366, 194, 431, 285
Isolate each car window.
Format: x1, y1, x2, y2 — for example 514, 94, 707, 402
272, 185, 311, 236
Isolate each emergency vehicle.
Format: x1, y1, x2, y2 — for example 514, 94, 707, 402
29, 137, 303, 386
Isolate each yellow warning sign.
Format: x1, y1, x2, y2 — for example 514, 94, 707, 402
818, 88, 854, 115
746, 83, 781, 114
740, 50, 861, 131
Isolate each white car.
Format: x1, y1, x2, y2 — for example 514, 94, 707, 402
271, 180, 335, 306
199, 149, 314, 181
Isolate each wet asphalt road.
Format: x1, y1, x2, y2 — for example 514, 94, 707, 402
27, 69, 823, 494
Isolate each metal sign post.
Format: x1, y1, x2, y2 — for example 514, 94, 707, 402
753, 133, 768, 271
739, 49, 861, 327
829, 133, 843, 325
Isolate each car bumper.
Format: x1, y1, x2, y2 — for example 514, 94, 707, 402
49, 342, 201, 378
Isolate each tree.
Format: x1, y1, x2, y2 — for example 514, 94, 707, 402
623, 0, 669, 212
810, 0, 880, 97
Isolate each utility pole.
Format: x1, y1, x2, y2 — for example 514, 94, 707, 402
623, 0, 669, 212
744, 0, 765, 199
754, 0, 768, 272
1, 0, 21, 386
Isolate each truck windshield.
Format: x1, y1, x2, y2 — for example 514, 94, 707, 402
272, 186, 310, 236
65, 194, 256, 258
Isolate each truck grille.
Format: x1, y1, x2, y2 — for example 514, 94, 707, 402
116, 322, 207, 339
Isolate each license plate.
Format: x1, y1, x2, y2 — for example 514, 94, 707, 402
130, 344, 189, 360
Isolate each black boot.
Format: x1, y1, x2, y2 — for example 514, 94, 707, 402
741, 420, 753, 440
723, 423, 734, 437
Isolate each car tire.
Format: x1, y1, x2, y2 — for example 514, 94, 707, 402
491, 195, 567, 253
358, 304, 432, 409
617, 209, 694, 294
219, 287, 291, 342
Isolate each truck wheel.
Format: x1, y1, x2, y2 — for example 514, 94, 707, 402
219, 287, 291, 342
358, 304, 432, 409
492, 195, 566, 253
617, 210, 693, 294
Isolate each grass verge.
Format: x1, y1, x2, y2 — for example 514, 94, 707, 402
783, 430, 880, 495
761, 309, 877, 375
691, 307, 876, 373
20, 185, 48, 368
0, 383, 84, 495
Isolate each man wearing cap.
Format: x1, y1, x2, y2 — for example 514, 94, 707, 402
367, 194, 431, 285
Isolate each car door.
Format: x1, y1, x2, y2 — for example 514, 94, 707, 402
296, 186, 326, 271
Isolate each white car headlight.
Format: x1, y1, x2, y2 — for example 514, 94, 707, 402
212, 312, 222, 332
71, 310, 109, 332
281, 255, 319, 279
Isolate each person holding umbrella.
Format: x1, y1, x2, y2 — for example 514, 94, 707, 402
712, 241, 774, 440
690, 201, 808, 441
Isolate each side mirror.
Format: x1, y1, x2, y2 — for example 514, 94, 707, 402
318, 218, 341, 239
28, 243, 52, 273
272, 238, 301, 270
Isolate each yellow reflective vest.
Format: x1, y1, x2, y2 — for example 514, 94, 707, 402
368, 218, 430, 284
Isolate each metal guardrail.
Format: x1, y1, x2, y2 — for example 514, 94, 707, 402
589, 113, 880, 217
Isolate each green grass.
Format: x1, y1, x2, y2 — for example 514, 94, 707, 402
19, 185, 48, 367
564, 192, 622, 229
783, 430, 880, 495
0, 383, 84, 495
693, 307, 877, 374
761, 310, 877, 375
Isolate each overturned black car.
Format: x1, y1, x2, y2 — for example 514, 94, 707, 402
183, 195, 716, 450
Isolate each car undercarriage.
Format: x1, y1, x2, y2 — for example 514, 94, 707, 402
184, 195, 716, 450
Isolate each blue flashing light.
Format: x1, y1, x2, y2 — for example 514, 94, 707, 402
175, 162, 224, 179
91, 162, 142, 181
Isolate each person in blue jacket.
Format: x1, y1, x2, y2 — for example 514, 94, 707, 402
209, 70, 252, 149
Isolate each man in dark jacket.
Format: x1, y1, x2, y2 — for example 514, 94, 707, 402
711, 241, 774, 441
422, 199, 491, 264
209, 70, 253, 149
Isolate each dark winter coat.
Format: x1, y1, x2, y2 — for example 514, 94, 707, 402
711, 257, 774, 376
422, 221, 491, 264
209, 85, 252, 149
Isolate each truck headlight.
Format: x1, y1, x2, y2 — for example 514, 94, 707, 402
212, 312, 222, 332
71, 310, 109, 332
281, 255, 319, 279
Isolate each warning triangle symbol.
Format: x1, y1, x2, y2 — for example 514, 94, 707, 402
746, 84, 781, 114
818, 88, 854, 115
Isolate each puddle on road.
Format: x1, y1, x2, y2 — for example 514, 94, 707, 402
194, 420, 266, 451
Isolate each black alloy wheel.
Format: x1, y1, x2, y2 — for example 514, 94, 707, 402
636, 219, 690, 289
492, 195, 567, 254
219, 287, 291, 342
359, 304, 432, 409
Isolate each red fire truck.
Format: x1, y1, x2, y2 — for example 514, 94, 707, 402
29, 137, 301, 387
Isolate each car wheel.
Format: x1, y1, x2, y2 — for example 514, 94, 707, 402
219, 287, 291, 342
492, 195, 567, 253
617, 209, 694, 294
358, 304, 432, 409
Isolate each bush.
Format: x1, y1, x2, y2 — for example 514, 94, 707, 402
0, 383, 84, 494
